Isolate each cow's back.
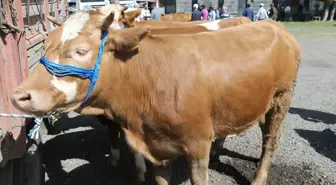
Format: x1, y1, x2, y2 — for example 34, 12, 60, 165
149, 25, 208, 34
135, 17, 251, 29
132, 21, 300, 136
160, 13, 192, 22
218, 17, 251, 28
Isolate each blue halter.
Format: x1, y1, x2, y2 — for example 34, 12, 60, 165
40, 30, 108, 105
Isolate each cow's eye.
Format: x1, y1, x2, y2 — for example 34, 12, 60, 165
75, 49, 88, 56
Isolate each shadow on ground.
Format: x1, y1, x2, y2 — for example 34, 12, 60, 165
289, 107, 336, 124
42, 114, 190, 185
42, 116, 116, 185
295, 128, 336, 162
42, 114, 334, 185
221, 156, 332, 185
43, 114, 101, 135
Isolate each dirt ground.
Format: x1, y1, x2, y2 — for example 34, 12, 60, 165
40, 22, 336, 185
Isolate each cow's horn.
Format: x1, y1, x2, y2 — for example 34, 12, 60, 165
101, 11, 115, 30
47, 15, 63, 26
122, 6, 128, 12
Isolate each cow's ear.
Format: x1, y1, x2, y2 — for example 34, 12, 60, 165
105, 27, 149, 52
124, 8, 141, 23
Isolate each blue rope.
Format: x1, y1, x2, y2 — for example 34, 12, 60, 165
27, 118, 42, 140
40, 30, 108, 105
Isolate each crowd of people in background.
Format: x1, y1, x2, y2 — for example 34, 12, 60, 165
243, 3, 296, 22
135, 2, 164, 21
134, 2, 307, 23
191, 4, 232, 21
190, 2, 303, 23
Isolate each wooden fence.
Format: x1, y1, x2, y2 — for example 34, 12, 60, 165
22, 0, 68, 68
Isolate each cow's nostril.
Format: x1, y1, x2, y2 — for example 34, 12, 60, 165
18, 93, 32, 101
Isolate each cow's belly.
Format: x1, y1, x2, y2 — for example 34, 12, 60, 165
212, 83, 275, 137
122, 127, 184, 165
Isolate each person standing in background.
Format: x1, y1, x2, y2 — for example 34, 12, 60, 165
141, 5, 151, 20
220, 6, 232, 19
208, 6, 216, 20
200, 5, 208, 20
191, 4, 202, 21
284, 4, 291, 22
215, 6, 222, 19
268, 3, 278, 20
150, 3, 163, 20
243, 3, 254, 21
255, 3, 269, 21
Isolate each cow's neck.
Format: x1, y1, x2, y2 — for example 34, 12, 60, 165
86, 52, 154, 120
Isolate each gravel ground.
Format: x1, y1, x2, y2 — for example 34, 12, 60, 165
40, 24, 336, 185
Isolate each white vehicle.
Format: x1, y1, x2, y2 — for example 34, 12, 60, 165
68, 0, 110, 11
119, 0, 135, 8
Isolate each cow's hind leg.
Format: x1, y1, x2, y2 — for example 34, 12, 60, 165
154, 160, 173, 185
251, 90, 293, 185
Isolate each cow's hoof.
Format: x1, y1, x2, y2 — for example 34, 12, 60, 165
107, 147, 120, 167
251, 179, 267, 185
107, 156, 119, 167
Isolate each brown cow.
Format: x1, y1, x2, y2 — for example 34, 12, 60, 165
148, 18, 251, 34
133, 17, 251, 29
14, 8, 301, 185
45, 5, 252, 179
160, 12, 192, 22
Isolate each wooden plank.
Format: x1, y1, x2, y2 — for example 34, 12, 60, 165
54, 0, 59, 18
44, 0, 50, 32
16, 0, 29, 79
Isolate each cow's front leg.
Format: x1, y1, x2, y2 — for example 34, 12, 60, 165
188, 140, 211, 185
134, 153, 147, 184
154, 160, 173, 185
106, 121, 121, 166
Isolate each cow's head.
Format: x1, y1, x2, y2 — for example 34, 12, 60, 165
47, 5, 141, 29
11, 6, 149, 115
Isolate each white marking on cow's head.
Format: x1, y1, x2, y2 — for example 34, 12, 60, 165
51, 76, 78, 103
61, 12, 90, 43
199, 20, 221, 31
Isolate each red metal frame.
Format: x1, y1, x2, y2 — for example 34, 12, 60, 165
0, 0, 67, 166
0, 0, 29, 165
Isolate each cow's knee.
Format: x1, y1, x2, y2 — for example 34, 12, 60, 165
134, 153, 147, 182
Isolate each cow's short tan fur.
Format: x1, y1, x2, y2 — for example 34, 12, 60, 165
12, 6, 301, 185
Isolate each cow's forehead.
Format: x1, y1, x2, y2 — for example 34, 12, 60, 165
58, 5, 124, 44
61, 11, 90, 43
